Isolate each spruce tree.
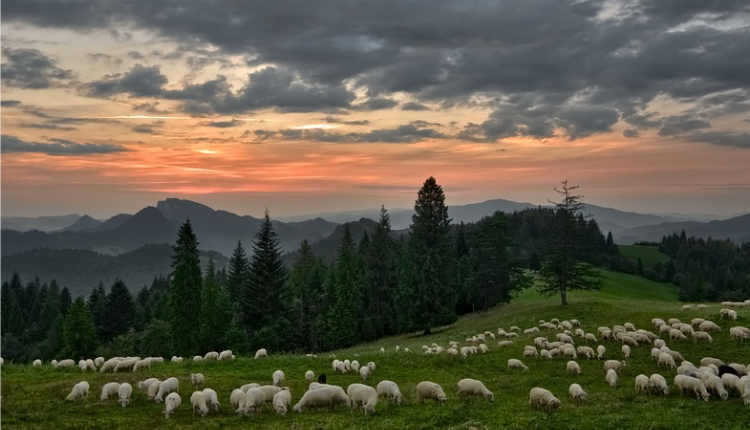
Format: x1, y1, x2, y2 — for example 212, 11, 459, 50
59, 287, 72, 316
199, 258, 233, 351
101, 280, 135, 342
409, 177, 454, 334
326, 225, 362, 347
168, 219, 203, 355
227, 241, 250, 303
363, 206, 398, 337
88, 283, 107, 341
62, 298, 97, 358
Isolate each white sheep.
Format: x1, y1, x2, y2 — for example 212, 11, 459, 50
649, 373, 669, 395
239, 385, 284, 414
230, 388, 245, 409
604, 360, 626, 373
739, 376, 750, 405
577, 346, 595, 359
567, 360, 581, 375
191, 391, 209, 416
540, 349, 552, 359
202, 387, 220, 411
137, 377, 159, 391
654, 339, 666, 348
155, 377, 179, 402
597, 345, 606, 360
57, 359, 75, 369
721, 373, 741, 395
164, 392, 181, 418
193, 355, 203, 362
273, 370, 285, 386
376, 380, 403, 404
705, 375, 729, 400
693, 331, 712, 343
219, 349, 235, 360
293, 386, 351, 412
359, 365, 371, 381
729, 326, 750, 341
367, 361, 376, 371
606, 369, 618, 387
621, 345, 631, 359
204, 351, 219, 360
478, 343, 489, 354
674, 375, 710, 401
635, 374, 649, 394
351, 360, 361, 372
305, 370, 315, 382
240, 383, 260, 393
273, 388, 292, 415
114, 357, 138, 372
32, 359, 42, 367
347, 383, 378, 414
94, 356, 105, 367
568, 383, 587, 404
171, 356, 183, 363
254, 348, 268, 359
416, 381, 447, 403
658, 352, 676, 369
497, 340, 514, 347
133, 358, 151, 372
100, 382, 121, 400
118, 382, 133, 407
191, 373, 205, 386
508, 358, 528, 372
65, 381, 89, 400
99, 358, 119, 372
699, 320, 720, 332
457, 378, 494, 401
529, 387, 560, 411
700, 357, 724, 367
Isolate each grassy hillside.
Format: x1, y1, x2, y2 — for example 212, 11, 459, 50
618, 244, 670, 267
2, 271, 748, 429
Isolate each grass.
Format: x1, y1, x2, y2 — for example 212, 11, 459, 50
618, 245, 670, 267
2, 270, 749, 429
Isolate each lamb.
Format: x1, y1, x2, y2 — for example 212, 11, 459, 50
273, 369, 285, 386
347, 383, 379, 414
376, 380, 403, 404
567, 360, 581, 375
305, 370, 315, 382
254, 348, 268, 359
293, 386, 351, 412
456, 378, 494, 401
529, 387, 560, 411
508, 358, 528, 372
416, 381, 447, 403
649, 374, 669, 395
65, 381, 89, 400
219, 349, 235, 361
622, 345, 631, 359
568, 383, 587, 404
191, 391, 209, 416
118, 382, 133, 407
674, 375, 710, 401
635, 374, 650, 394
191, 373, 205, 386
273, 388, 292, 415
163, 392, 181, 418
360, 365, 371, 381
658, 352, 677, 369
100, 382, 121, 400
597, 345, 606, 360
155, 377, 179, 402
603, 368, 617, 388
705, 375, 729, 400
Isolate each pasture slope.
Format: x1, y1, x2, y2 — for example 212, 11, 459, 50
618, 245, 670, 267
2, 270, 748, 429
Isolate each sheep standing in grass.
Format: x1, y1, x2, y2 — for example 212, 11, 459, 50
32, 359, 42, 367
191, 391, 209, 416
621, 345, 631, 359
351, 360, 360, 372
100, 382, 121, 400
674, 375, 710, 401
597, 345, 606, 360
293, 386, 351, 412
529, 387, 560, 411
658, 352, 676, 369
191, 373, 205, 387
66, 381, 89, 400
193, 356, 203, 362
376, 380, 403, 404
94, 357, 105, 367
568, 384, 587, 404
606, 369, 618, 387
347, 383, 379, 414
305, 370, 315, 382
567, 360, 581, 375
255, 348, 268, 359
649, 374, 669, 395
729, 326, 750, 341
508, 359, 528, 372
273, 370, 285, 386
740, 376, 750, 405
416, 381, 447, 403
523, 346, 538, 358
133, 358, 151, 372
273, 388, 292, 415
230, 388, 245, 409
705, 375, 729, 400
57, 359, 75, 369
219, 350, 235, 361
118, 382, 133, 407
635, 375, 650, 394
155, 377, 179, 402
721, 374, 741, 395
604, 360, 626, 373
360, 365, 371, 381
457, 378, 494, 401
164, 392, 181, 418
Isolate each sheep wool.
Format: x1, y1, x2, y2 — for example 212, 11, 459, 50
255, 348, 268, 359
568, 383, 587, 403
529, 387, 560, 411
100, 382, 121, 400
635, 375, 650, 394
567, 360, 581, 375
164, 392, 181, 418
416, 381, 447, 403
305, 370, 315, 382
273, 388, 292, 415
191, 373, 205, 386
118, 382, 133, 407
376, 380, 403, 404
273, 370, 286, 386
674, 375, 710, 401
456, 378, 494, 401
155, 377, 180, 403
606, 369, 618, 387
347, 383, 378, 414
649, 374, 669, 395
66, 381, 89, 401
191, 391, 209, 416
292, 386, 351, 412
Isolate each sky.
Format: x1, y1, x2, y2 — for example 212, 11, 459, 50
2, 0, 749, 219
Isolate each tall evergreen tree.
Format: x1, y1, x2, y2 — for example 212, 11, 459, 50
362, 206, 398, 337
88, 282, 107, 341
168, 219, 203, 355
409, 177, 454, 334
62, 298, 97, 358
101, 280, 135, 342
227, 241, 250, 303
1, 275, 25, 336
59, 287, 72, 316
199, 258, 233, 351
538, 180, 601, 305
288, 240, 326, 351
326, 225, 362, 347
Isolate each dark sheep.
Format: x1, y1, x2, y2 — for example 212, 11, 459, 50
718, 365, 740, 377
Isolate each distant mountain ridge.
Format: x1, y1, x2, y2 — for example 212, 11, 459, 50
617, 213, 750, 244
2, 214, 81, 232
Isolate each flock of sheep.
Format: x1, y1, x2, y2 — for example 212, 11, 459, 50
4, 300, 749, 422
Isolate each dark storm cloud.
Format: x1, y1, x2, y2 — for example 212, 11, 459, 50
84, 64, 168, 97
323, 116, 370, 126
4, 0, 750, 145
1, 48, 74, 88
401, 102, 430, 111
1, 100, 22, 107
202, 119, 242, 128
351, 97, 398, 111
658, 115, 711, 136
258, 121, 447, 144
1, 135, 129, 155
131, 121, 163, 134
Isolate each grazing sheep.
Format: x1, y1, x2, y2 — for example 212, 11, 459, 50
705, 375, 729, 400
293, 386, 351, 412
649, 374, 669, 395
359, 365, 371, 381
729, 326, 750, 341
65, 381, 89, 400
191, 373, 205, 386
273, 370, 285, 386
540, 349, 552, 359
693, 331, 713, 343
674, 375, 710, 401
191, 391, 209, 416
728, 363, 747, 375
100, 382, 121, 400
635, 375, 650, 394
669, 329, 687, 341
351, 360, 360, 372
742, 376, 750, 405
347, 383, 378, 414
146, 379, 162, 399
193, 356, 203, 362
32, 359, 42, 367
701, 357, 724, 367
94, 357, 105, 367
133, 358, 151, 372
219, 350, 235, 361
155, 377, 179, 402
478, 343, 489, 354
416, 381, 447, 403
606, 369, 618, 387
584, 333, 597, 343
273, 388, 292, 415
118, 382, 133, 407
654, 339, 666, 348
497, 340, 514, 347
114, 357, 138, 372
597, 345, 606, 360
604, 360, 626, 373
658, 352, 677, 369
529, 387, 560, 411
57, 359, 75, 369
230, 388, 245, 409
239, 386, 282, 414
523, 346, 538, 358
304, 370, 315, 382
376, 380, 403, 404
721, 373, 741, 395
254, 348, 268, 359
508, 359, 528, 372
203, 388, 220, 411
457, 378, 494, 401
567, 360, 581, 375
367, 361, 376, 371
622, 345, 631, 359
699, 320, 720, 332
460, 346, 474, 358
163, 392, 181, 418
171, 356, 183, 363
204, 351, 219, 360
568, 383, 587, 404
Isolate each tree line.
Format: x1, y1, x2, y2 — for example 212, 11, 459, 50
2, 178, 612, 361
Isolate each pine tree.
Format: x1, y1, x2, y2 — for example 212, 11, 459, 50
409, 177, 454, 334
62, 298, 97, 358
101, 280, 135, 342
1, 275, 25, 336
227, 241, 250, 303
326, 225, 362, 347
538, 180, 601, 305
168, 219, 203, 355
199, 258, 233, 351
288, 240, 325, 351
59, 287, 72, 316
88, 283, 107, 341
362, 206, 399, 337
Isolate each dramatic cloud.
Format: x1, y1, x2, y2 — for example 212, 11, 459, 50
1, 48, 74, 88
1, 135, 129, 155
84, 64, 167, 97
202, 119, 243, 128
258, 121, 447, 143
401, 102, 430, 111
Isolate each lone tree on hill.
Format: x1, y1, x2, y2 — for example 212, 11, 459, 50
538, 180, 601, 305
